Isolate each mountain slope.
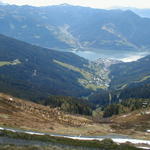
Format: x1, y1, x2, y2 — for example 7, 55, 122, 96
1, 4, 150, 51
0, 93, 91, 131
0, 93, 112, 136
105, 55, 150, 103
114, 7, 150, 18
109, 55, 150, 90
0, 34, 92, 100
88, 55, 150, 106
0, 34, 111, 100
1, 93, 150, 141
111, 103, 150, 136
132, 8, 150, 18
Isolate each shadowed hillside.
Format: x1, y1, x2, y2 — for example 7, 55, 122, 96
0, 34, 92, 99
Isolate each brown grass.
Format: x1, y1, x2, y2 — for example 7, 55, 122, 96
0, 93, 111, 136
0, 93, 150, 140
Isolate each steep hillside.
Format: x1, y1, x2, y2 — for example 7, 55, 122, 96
117, 81, 150, 101
0, 93, 150, 141
0, 34, 111, 100
102, 56, 150, 104
0, 34, 90, 100
111, 105, 150, 138
0, 4, 150, 51
0, 93, 111, 135
88, 55, 150, 106
109, 55, 150, 90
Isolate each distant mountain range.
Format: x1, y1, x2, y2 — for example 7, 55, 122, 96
1, 4, 150, 52
132, 8, 150, 18
111, 7, 150, 18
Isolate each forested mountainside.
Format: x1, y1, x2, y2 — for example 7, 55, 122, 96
0, 33, 150, 106
89, 82, 150, 109
89, 55, 150, 106
0, 34, 150, 127
0, 34, 89, 100
109, 55, 150, 90
1, 4, 150, 51
0, 33, 150, 113
0, 34, 112, 101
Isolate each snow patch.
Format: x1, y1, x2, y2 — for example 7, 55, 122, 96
138, 146, 150, 149
145, 111, 150, 115
25, 131, 45, 135
0, 127, 4, 130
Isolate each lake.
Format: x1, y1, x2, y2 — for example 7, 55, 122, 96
72, 49, 150, 62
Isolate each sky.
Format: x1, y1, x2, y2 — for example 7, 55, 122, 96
1, 0, 150, 9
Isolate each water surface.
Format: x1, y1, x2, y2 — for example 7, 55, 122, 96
72, 50, 150, 62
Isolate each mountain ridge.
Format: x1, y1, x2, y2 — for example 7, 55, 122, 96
0, 4, 150, 52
